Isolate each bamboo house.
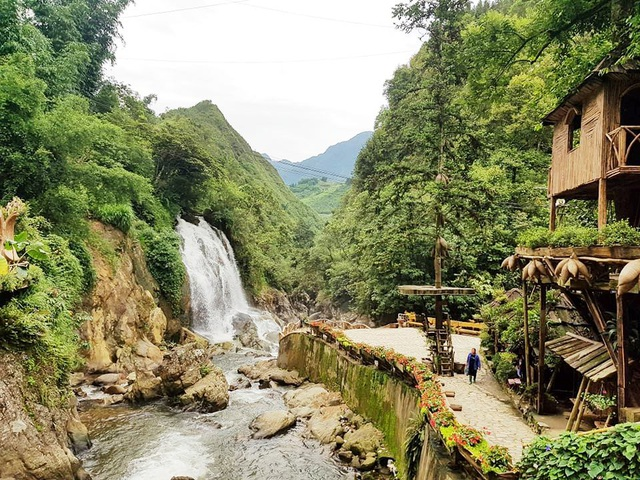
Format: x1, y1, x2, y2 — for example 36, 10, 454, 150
504, 59, 640, 429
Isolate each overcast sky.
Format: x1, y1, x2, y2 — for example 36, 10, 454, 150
105, 0, 424, 161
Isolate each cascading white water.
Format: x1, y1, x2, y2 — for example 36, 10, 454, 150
176, 217, 280, 351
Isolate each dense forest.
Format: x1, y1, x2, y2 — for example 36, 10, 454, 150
306, 0, 640, 321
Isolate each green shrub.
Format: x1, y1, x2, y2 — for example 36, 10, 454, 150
492, 352, 517, 383
599, 220, 640, 246
519, 423, 640, 479
135, 223, 186, 313
518, 222, 640, 248
517, 227, 551, 248
549, 226, 598, 247
95, 203, 134, 233
67, 239, 97, 293
0, 231, 85, 405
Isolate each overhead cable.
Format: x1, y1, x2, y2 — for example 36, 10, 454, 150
118, 50, 415, 65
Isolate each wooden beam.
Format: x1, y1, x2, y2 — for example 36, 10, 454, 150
616, 295, 626, 422
573, 380, 592, 432
522, 281, 532, 386
598, 178, 607, 229
549, 197, 557, 231
582, 291, 618, 369
537, 284, 547, 414
566, 376, 589, 431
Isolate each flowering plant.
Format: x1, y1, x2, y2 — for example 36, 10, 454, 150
306, 322, 514, 474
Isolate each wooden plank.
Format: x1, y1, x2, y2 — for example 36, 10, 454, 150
592, 365, 617, 381
576, 352, 610, 373
567, 345, 605, 367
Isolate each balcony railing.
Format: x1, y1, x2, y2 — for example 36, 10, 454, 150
606, 125, 640, 171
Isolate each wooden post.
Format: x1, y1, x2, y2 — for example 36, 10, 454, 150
598, 178, 608, 229
549, 196, 557, 231
566, 376, 588, 431
573, 380, 592, 432
434, 238, 443, 331
616, 295, 626, 422
522, 281, 532, 386
537, 284, 547, 414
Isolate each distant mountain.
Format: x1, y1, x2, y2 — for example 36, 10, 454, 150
265, 131, 372, 185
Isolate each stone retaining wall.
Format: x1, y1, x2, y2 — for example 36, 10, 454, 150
278, 333, 464, 480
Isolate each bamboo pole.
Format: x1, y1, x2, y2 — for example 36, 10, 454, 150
598, 178, 607, 229
573, 380, 592, 432
522, 281, 532, 386
537, 284, 547, 414
566, 376, 589, 431
616, 295, 626, 422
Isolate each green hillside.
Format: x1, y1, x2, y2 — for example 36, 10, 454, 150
162, 101, 320, 291
290, 178, 351, 220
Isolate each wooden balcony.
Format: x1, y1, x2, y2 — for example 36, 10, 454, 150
606, 125, 640, 172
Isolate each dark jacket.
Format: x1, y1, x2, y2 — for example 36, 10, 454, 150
466, 353, 481, 372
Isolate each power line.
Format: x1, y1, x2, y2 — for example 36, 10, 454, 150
274, 160, 350, 180
123, 0, 250, 19
118, 50, 415, 65
238, 3, 394, 29
275, 164, 348, 183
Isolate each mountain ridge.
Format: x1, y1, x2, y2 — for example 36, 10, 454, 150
266, 131, 372, 185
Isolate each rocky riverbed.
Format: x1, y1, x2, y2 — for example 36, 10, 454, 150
76, 349, 397, 480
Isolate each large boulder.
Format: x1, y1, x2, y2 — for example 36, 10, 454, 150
307, 406, 346, 444
283, 384, 341, 409
126, 370, 162, 402
231, 312, 262, 349
179, 368, 229, 413
239, 360, 305, 387
249, 411, 296, 439
157, 342, 215, 396
343, 424, 384, 457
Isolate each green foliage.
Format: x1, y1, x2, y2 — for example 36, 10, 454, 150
0, 228, 85, 405
549, 226, 599, 247
135, 223, 186, 313
599, 220, 640, 246
518, 223, 639, 248
95, 203, 134, 233
583, 393, 616, 411
404, 414, 426, 479
517, 227, 552, 248
519, 423, 640, 479
492, 352, 517, 383
289, 178, 350, 220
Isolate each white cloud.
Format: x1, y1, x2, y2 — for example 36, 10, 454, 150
105, 0, 423, 160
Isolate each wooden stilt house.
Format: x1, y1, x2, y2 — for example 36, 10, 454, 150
505, 59, 640, 427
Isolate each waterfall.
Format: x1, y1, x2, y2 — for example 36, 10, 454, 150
176, 217, 280, 352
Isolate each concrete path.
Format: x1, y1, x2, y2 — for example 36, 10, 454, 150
342, 328, 536, 462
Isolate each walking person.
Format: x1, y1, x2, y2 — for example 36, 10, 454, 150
466, 348, 481, 384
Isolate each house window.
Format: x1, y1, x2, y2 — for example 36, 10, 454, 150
567, 108, 582, 151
